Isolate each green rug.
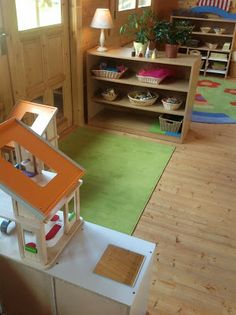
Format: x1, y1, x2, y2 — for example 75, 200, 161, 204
59, 128, 174, 234
192, 76, 236, 123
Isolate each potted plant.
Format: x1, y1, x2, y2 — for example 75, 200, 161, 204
154, 20, 194, 58
120, 9, 157, 56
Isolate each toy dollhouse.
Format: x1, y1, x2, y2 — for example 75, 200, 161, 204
1, 100, 58, 164
0, 118, 85, 268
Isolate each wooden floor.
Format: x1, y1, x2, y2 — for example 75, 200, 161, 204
133, 122, 236, 315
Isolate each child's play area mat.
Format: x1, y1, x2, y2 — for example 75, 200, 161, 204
192, 76, 236, 124
60, 128, 174, 234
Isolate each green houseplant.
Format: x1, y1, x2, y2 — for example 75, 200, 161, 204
154, 20, 194, 58
120, 9, 157, 56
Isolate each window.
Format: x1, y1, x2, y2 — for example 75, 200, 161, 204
15, 0, 61, 31
118, 0, 151, 11
118, 0, 136, 11
138, 0, 151, 8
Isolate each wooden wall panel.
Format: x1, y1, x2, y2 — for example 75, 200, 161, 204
0, 1, 14, 120
81, 0, 110, 52
46, 33, 64, 79
23, 38, 44, 89
153, 0, 178, 19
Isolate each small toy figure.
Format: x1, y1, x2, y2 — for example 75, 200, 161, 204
151, 49, 157, 59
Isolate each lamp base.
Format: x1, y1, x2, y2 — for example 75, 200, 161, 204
96, 46, 108, 52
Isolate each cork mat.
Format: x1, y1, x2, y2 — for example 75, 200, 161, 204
94, 244, 145, 287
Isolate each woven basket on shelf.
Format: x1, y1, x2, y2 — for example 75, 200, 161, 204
161, 99, 182, 111
92, 68, 127, 79
136, 75, 162, 85
101, 92, 118, 101
159, 114, 183, 133
128, 91, 158, 106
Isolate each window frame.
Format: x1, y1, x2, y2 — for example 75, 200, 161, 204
117, 0, 152, 13
15, 0, 62, 32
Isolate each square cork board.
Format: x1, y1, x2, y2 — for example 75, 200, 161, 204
94, 244, 145, 287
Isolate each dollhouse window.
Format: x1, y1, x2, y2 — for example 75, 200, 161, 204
68, 194, 76, 222
21, 112, 39, 127
15, 0, 61, 31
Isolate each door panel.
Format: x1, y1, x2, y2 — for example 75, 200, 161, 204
0, 2, 14, 121
1, 0, 72, 132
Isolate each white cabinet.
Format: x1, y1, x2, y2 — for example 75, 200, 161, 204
0, 222, 155, 315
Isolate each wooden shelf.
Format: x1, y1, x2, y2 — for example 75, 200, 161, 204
91, 75, 190, 93
208, 58, 228, 62
180, 45, 231, 53
172, 15, 236, 78
192, 31, 233, 38
92, 96, 185, 116
89, 108, 182, 143
172, 15, 236, 23
206, 69, 227, 74
87, 47, 200, 143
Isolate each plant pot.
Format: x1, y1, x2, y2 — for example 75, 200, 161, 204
165, 44, 178, 58
133, 41, 148, 57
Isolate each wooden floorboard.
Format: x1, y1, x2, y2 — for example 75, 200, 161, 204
133, 122, 236, 315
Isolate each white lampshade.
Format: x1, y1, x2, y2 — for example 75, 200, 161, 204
90, 8, 114, 29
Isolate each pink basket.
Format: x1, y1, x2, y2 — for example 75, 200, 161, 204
137, 68, 175, 84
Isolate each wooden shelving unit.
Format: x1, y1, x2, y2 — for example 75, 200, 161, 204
86, 47, 200, 143
171, 15, 236, 78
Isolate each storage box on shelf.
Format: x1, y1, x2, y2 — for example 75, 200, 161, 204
171, 15, 236, 78
86, 47, 200, 143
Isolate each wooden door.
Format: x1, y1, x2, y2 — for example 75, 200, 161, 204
0, 4, 14, 122
1, 0, 72, 133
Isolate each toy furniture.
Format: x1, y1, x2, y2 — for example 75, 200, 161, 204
0, 118, 84, 268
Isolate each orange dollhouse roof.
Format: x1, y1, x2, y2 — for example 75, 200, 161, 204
8, 100, 58, 136
0, 118, 85, 220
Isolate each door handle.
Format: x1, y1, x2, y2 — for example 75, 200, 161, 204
0, 31, 7, 55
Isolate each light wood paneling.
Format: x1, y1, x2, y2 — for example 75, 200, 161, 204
153, 0, 178, 19
0, 2, 14, 120
132, 122, 236, 315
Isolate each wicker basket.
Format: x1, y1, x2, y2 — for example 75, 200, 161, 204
136, 75, 162, 85
92, 68, 127, 79
101, 92, 118, 101
161, 98, 182, 111
128, 91, 158, 106
159, 114, 183, 133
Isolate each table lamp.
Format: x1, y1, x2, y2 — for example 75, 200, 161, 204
90, 8, 114, 52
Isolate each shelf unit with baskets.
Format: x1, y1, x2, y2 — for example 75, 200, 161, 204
171, 15, 236, 78
86, 47, 201, 143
